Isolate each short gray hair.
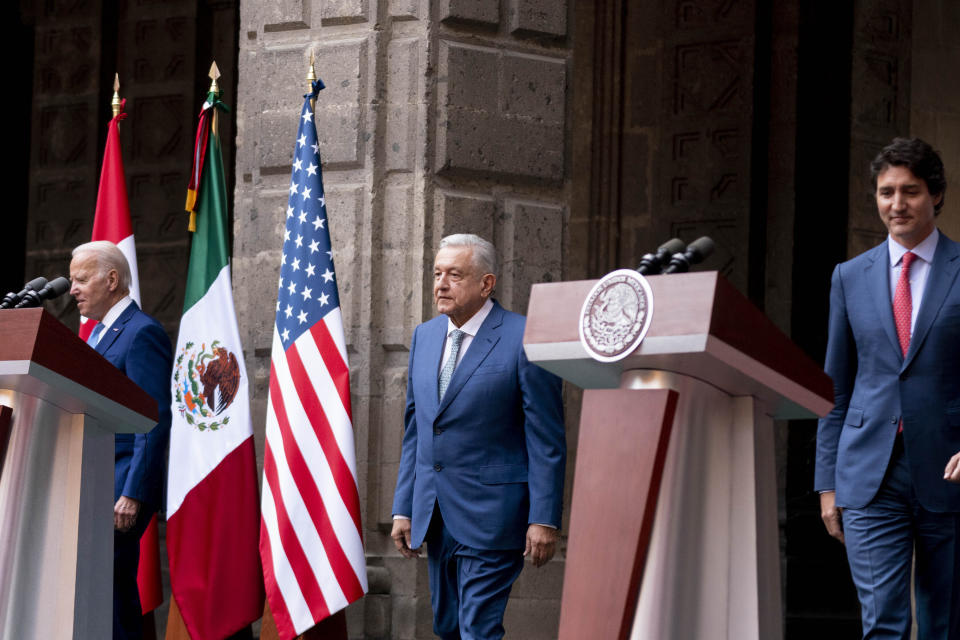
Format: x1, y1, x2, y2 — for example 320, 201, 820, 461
438, 233, 498, 277
72, 240, 132, 292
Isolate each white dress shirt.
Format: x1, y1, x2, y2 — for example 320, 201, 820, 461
438, 298, 494, 376
887, 228, 938, 333
98, 295, 134, 332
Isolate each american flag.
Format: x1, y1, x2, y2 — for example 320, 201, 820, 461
260, 78, 368, 639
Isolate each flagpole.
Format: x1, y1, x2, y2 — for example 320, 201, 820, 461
307, 51, 317, 113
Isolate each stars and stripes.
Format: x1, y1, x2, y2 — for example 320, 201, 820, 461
260, 78, 367, 640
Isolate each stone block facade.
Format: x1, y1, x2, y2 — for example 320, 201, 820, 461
234, 1, 572, 637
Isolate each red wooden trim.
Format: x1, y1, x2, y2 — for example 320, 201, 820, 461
558, 388, 678, 640
0, 309, 156, 421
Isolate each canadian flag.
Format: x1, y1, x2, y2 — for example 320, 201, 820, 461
84, 100, 163, 614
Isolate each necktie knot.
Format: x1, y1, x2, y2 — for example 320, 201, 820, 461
901, 251, 916, 272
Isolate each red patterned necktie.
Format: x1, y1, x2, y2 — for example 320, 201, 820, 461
893, 251, 916, 356
893, 251, 916, 434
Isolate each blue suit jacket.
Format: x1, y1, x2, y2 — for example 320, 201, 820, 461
815, 233, 960, 511
392, 301, 566, 551
95, 301, 173, 513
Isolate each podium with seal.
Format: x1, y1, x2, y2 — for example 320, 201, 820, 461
523, 271, 833, 640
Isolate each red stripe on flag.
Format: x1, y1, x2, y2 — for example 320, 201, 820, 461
137, 515, 163, 612
260, 506, 297, 640
167, 439, 264, 639
310, 320, 353, 420
285, 342, 363, 535
269, 367, 365, 602
262, 433, 330, 624
92, 115, 134, 243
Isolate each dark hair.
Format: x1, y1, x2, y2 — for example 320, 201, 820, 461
870, 137, 946, 213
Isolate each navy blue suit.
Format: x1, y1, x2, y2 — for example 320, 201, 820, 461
95, 301, 172, 639
392, 301, 565, 638
816, 233, 960, 638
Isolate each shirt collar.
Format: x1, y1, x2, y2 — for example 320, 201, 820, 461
888, 228, 939, 267
446, 297, 494, 338
100, 295, 134, 331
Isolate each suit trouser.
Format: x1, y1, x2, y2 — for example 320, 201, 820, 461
425, 505, 524, 640
842, 438, 960, 640
113, 509, 153, 640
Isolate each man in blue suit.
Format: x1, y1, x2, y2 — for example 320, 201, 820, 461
816, 138, 960, 639
391, 233, 566, 639
69, 241, 172, 640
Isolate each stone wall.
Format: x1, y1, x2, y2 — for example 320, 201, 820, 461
911, 0, 960, 240
233, 1, 573, 637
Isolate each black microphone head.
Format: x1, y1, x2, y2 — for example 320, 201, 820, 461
0, 277, 49, 309
13, 277, 71, 309
23, 276, 48, 293
657, 237, 686, 257
686, 236, 715, 262
41, 277, 71, 299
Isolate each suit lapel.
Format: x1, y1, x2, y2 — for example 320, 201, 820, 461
865, 243, 901, 358
96, 301, 139, 356
436, 302, 503, 418
418, 318, 447, 419
902, 233, 960, 372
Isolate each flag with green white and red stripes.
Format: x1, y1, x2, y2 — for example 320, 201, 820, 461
166, 85, 264, 640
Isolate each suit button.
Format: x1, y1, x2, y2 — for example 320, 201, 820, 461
434, 427, 441, 435
891, 416, 898, 424
434, 464, 443, 471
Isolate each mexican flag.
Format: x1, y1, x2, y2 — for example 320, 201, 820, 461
166, 86, 264, 639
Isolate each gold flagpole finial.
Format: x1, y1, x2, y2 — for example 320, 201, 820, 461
307, 51, 317, 112
208, 61, 221, 94
111, 73, 122, 118
307, 50, 317, 88
208, 61, 222, 139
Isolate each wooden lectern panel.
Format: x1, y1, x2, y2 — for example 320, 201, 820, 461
558, 388, 678, 640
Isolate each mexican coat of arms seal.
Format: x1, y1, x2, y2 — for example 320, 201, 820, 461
579, 269, 654, 363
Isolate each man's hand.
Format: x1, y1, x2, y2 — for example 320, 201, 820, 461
114, 496, 141, 532
391, 518, 421, 558
820, 491, 844, 544
524, 524, 559, 568
945, 452, 960, 483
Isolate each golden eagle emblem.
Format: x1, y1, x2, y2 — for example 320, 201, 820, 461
173, 340, 241, 431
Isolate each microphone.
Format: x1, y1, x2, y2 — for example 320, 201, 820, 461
636, 238, 686, 275
0, 277, 48, 309
14, 277, 71, 308
662, 236, 715, 274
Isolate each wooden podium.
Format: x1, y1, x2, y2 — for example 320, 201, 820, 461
0, 309, 158, 639
523, 272, 833, 640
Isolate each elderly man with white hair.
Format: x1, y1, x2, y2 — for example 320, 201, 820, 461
69, 240, 172, 640
391, 233, 566, 639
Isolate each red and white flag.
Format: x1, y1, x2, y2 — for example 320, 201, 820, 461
86, 100, 163, 613
259, 77, 367, 639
